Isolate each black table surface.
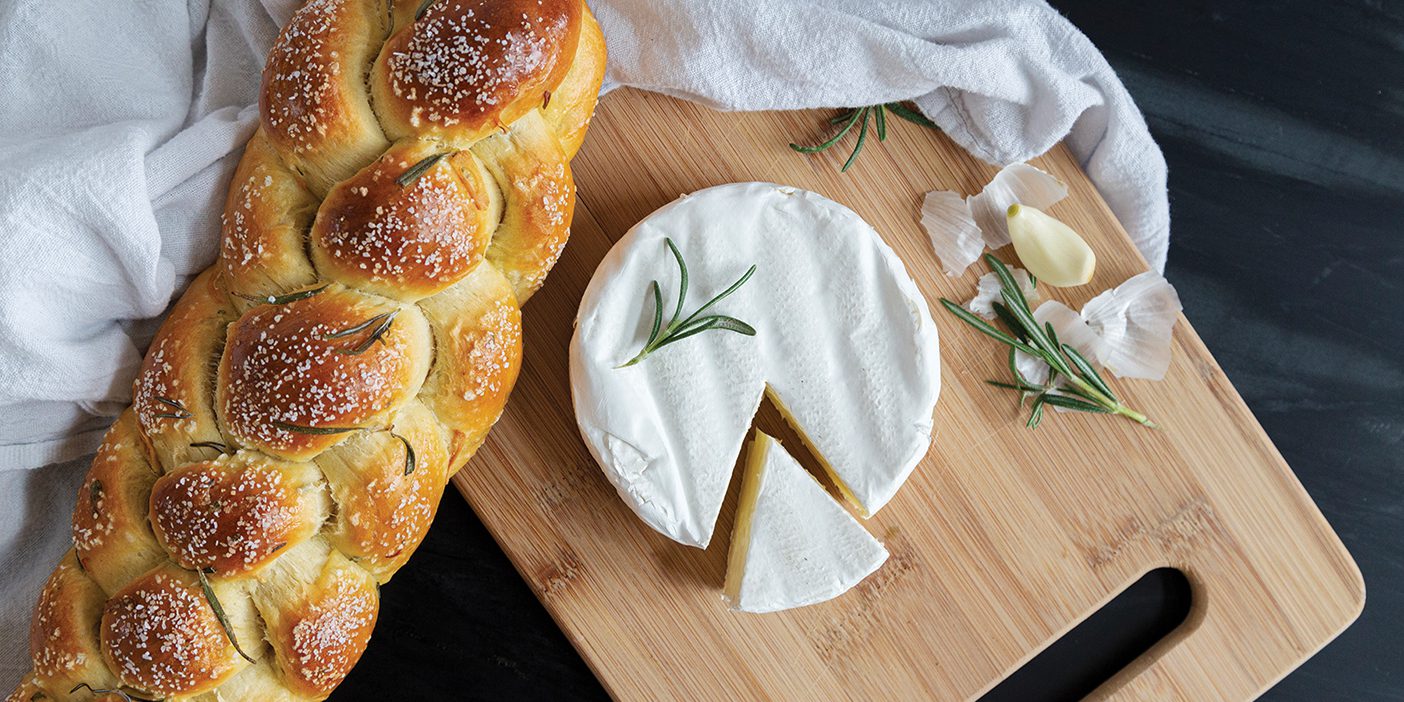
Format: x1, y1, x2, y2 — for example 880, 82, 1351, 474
337, 2, 1404, 699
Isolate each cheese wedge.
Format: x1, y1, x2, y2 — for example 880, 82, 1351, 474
724, 432, 888, 613
571, 183, 941, 547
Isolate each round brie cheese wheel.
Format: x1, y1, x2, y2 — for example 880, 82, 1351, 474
570, 183, 940, 548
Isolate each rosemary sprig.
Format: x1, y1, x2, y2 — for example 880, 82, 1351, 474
272, 421, 360, 436
152, 396, 192, 420
939, 254, 1157, 429
391, 432, 416, 475
231, 283, 328, 306
195, 568, 255, 664
414, 0, 438, 20
324, 310, 398, 355
790, 102, 940, 172
68, 684, 154, 702
191, 440, 231, 453
618, 238, 756, 368
396, 153, 447, 187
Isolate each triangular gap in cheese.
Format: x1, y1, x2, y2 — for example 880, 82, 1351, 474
706, 390, 866, 582
723, 431, 889, 613
762, 386, 870, 517
748, 388, 857, 516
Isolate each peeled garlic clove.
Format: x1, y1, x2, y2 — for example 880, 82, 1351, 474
1007, 204, 1096, 287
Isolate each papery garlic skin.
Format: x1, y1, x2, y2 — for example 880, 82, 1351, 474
1007, 204, 1096, 287
965, 267, 1039, 319
921, 190, 985, 276
921, 162, 1068, 277
1081, 272, 1182, 380
1033, 300, 1104, 362
1014, 349, 1051, 387
1027, 273, 1182, 381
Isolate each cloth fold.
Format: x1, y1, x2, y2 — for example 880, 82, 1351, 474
0, 2, 1171, 466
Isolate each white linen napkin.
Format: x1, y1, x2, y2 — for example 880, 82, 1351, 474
0, 0, 1169, 686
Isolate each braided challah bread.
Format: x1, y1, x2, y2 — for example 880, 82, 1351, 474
9, 0, 604, 699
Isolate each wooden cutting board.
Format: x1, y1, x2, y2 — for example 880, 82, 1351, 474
448, 89, 1363, 700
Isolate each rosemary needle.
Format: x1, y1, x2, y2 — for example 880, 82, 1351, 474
391, 432, 416, 475
396, 153, 447, 187
618, 238, 757, 368
790, 102, 940, 172
195, 568, 256, 664
939, 254, 1157, 429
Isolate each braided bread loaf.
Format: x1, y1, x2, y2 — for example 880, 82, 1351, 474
9, 0, 604, 699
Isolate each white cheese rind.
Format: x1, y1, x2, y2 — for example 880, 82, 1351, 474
570, 183, 940, 548
729, 433, 888, 613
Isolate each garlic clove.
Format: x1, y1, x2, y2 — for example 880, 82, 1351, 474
1006, 204, 1096, 287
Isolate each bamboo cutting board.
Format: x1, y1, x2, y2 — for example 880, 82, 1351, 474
448, 89, 1363, 700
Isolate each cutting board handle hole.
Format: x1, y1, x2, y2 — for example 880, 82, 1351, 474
978, 567, 1192, 702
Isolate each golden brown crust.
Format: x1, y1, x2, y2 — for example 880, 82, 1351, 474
261, 0, 390, 194
254, 548, 378, 698
543, 5, 607, 158
372, 0, 581, 147
19, 0, 600, 697
100, 566, 250, 696
475, 111, 575, 302
71, 411, 166, 595
417, 264, 522, 468
220, 131, 321, 305
216, 287, 432, 461
320, 401, 449, 580
29, 552, 116, 695
5, 677, 43, 702
131, 269, 237, 469
150, 453, 330, 577
311, 140, 495, 300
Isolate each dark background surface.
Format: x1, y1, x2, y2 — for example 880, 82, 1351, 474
339, 1, 1404, 699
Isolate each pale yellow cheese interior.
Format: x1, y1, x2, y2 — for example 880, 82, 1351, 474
722, 432, 772, 604
764, 387, 870, 517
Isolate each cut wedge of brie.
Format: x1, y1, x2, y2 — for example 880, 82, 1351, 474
571, 183, 940, 548
724, 432, 888, 613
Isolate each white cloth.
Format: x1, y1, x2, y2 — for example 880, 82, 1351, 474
595, 0, 1169, 266
0, 0, 1169, 687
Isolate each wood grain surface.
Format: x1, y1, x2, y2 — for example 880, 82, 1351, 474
447, 88, 1363, 700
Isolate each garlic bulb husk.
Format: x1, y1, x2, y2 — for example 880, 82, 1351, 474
1014, 349, 1051, 387
965, 267, 1039, 320
921, 190, 984, 276
1081, 272, 1182, 380
1033, 300, 1103, 362
1007, 204, 1096, 287
1024, 273, 1182, 382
